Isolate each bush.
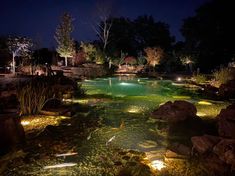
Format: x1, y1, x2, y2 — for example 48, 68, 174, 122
211, 67, 234, 87
17, 76, 83, 115
191, 74, 207, 84
17, 79, 57, 115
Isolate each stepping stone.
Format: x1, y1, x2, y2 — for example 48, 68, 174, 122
145, 150, 164, 161
138, 140, 158, 149
164, 150, 189, 161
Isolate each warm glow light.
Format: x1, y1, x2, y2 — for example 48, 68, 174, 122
59, 116, 70, 120
198, 101, 212, 105
63, 98, 88, 104
21, 121, 30, 126
44, 163, 77, 169
119, 82, 132, 86
127, 106, 141, 113
177, 77, 182, 82
150, 160, 166, 170
172, 95, 191, 99
196, 112, 207, 117
55, 152, 78, 157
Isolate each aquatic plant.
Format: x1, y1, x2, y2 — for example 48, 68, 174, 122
17, 76, 82, 115
17, 79, 55, 115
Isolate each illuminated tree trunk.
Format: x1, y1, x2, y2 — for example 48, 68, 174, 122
12, 53, 15, 75
65, 57, 68, 66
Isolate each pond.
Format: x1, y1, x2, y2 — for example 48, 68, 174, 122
71, 76, 229, 175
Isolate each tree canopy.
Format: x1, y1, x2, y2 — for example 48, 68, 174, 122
96, 15, 174, 58
181, 0, 235, 71
55, 12, 74, 66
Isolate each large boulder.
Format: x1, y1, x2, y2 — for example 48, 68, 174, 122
151, 100, 197, 122
191, 135, 221, 154
0, 112, 25, 155
217, 104, 235, 138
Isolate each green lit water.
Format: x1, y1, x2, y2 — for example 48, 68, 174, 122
80, 78, 225, 144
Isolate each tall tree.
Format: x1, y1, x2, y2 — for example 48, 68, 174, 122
134, 15, 175, 51
106, 16, 174, 58
7, 36, 33, 74
55, 12, 74, 66
107, 17, 136, 57
181, 0, 235, 71
92, 0, 116, 52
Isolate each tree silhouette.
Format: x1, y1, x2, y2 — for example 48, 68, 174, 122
181, 0, 235, 71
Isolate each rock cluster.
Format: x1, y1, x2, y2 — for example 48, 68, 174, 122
191, 104, 235, 174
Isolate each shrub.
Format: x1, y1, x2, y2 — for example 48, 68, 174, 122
17, 79, 56, 115
191, 74, 207, 84
211, 67, 233, 87
17, 76, 83, 115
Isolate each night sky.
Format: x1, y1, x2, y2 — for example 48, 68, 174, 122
0, 0, 209, 47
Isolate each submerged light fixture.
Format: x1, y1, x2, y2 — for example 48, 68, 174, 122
150, 160, 166, 170
44, 163, 77, 169
176, 77, 182, 82
21, 121, 30, 126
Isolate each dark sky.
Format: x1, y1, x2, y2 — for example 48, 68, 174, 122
0, 0, 209, 47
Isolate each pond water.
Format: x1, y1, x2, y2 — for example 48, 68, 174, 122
70, 76, 229, 174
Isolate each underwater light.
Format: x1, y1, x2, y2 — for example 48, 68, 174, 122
21, 121, 30, 126
176, 77, 182, 82
63, 98, 88, 104
127, 106, 141, 113
198, 101, 212, 105
172, 95, 191, 99
44, 163, 77, 169
119, 82, 132, 86
55, 152, 78, 157
196, 112, 207, 117
150, 160, 166, 170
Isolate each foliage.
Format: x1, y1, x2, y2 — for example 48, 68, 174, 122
7, 36, 33, 74
181, 0, 235, 70
211, 67, 234, 87
73, 49, 86, 65
159, 54, 183, 73
104, 15, 174, 58
54, 12, 75, 66
144, 47, 164, 67
137, 52, 146, 65
80, 42, 97, 62
95, 49, 105, 64
17, 76, 82, 115
191, 74, 207, 84
134, 15, 175, 50
180, 55, 194, 65
123, 56, 137, 65
17, 79, 55, 115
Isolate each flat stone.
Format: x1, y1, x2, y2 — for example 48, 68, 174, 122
138, 140, 158, 149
